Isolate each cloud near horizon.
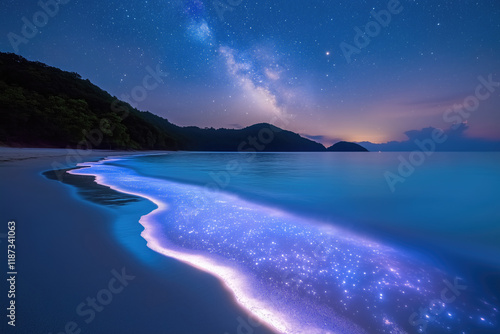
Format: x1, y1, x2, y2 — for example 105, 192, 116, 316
358, 123, 500, 152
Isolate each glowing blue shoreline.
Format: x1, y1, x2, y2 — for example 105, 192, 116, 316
69, 156, 498, 334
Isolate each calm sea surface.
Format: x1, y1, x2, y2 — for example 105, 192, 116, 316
72, 152, 500, 334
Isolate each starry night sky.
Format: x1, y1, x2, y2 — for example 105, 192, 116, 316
1, 0, 500, 146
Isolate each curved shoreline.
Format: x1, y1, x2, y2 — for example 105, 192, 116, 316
68, 161, 308, 334
1, 149, 282, 333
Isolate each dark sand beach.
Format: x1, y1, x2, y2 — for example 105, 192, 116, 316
0, 148, 275, 334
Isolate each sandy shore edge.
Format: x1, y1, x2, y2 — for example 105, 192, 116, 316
0, 147, 276, 334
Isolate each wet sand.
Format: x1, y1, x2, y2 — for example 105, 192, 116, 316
0, 148, 276, 334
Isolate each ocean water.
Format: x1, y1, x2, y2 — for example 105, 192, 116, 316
70, 152, 500, 334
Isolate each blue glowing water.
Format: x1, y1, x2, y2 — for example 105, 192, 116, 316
72, 152, 500, 334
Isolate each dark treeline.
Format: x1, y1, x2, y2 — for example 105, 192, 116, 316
0, 52, 181, 150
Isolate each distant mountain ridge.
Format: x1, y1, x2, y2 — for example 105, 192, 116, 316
327, 141, 369, 152
137, 110, 325, 151
0, 52, 366, 152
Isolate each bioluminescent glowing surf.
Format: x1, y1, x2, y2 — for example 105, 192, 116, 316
70, 157, 498, 334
